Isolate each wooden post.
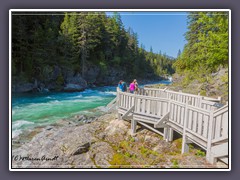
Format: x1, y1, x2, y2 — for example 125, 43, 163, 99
168, 128, 174, 142
131, 120, 137, 135
116, 87, 119, 108
206, 111, 215, 163
178, 90, 182, 102
166, 98, 173, 142
210, 105, 218, 111
218, 96, 222, 103
164, 127, 168, 141
182, 100, 190, 154
198, 95, 203, 109
118, 113, 122, 120
117, 88, 121, 120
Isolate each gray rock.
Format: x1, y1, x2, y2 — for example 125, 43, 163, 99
74, 115, 86, 122
15, 83, 34, 93
84, 66, 100, 83
66, 73, 87, 88
63, 83, 85, 92
12, 112, 219, 169
52, 66, 61, 80
89, 141, 114, 168
71, 142, 90, 155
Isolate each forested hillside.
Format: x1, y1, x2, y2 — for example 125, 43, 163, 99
12, 12, 175, 93
172, 12, 229, 101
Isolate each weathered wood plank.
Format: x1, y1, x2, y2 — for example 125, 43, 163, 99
186, 132, 207, 150
156, 101, 160, 116
211, 136, 228, 144
197, 113, 203, 135
154, 112, 170, 128
203, 114, 209, 138
122, 105, 135, 120
177, 105, 181, 125
137, 98, 141, 113
133, 114, 160, 124
138, 121, 164, 136
211, 142, 228, 158
146, 99, 151, 114
188, 110, 193, 130
169, 102, 173, 120
163, 102, 168, 115
213, 105, 228, 117
180, 106, 185, 125
182, 102, 189, 154
131, 119, 137, 135
221, 111, 228, 137
214, 114, 222, 140
174, 104, 177, 123
142, 98, 146, 114
192, 111, 197, 133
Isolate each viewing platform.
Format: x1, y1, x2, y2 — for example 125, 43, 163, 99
115, 87, 229, 165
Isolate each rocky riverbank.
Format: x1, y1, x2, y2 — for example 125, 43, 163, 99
12, 63, 163, 93
12, 110, 226, 169
146, 68, 229, 103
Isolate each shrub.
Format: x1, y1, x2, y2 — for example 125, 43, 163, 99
195, 150, 206, 157
109, 153, 130, 168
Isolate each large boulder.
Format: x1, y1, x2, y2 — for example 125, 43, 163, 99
66, 73, 87, 87
63, 73, 87, 92
96, 67, 126, 86
42, 65, 61, 82
14, 83, 34, 93
63, 83, 86, 92
84, 66, 100, 83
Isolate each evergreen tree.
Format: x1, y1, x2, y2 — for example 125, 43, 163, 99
174, 11, 229, 73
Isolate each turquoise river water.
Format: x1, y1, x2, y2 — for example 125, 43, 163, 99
12, 80, 171, 138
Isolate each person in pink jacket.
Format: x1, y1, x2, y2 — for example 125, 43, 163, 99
129, 80, 135, 93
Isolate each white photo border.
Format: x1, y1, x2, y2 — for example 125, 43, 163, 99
9, 9, 231, 171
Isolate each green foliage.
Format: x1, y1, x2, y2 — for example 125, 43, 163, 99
56, 74, 64, 86
99, 61, 108, 76
109, 153, 131, 168
12, 12, 175, 84
221, 73, 228, 83
174, 12, 229, 85
12, 61, 17, 75
200, 90, 207, 96
140, 146, 159, 158
130, 137, 135, 142
173, 138, 183, 150
171, 159, 179, 168
140, 146, 149, 156
112, 56, 121, 66
195, 150, 206, 157
119, 140, 130, 151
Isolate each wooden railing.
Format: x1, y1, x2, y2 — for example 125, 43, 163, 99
134, 95, 169, 118
116, 87, 228, 164
143, 87, 221, 111
211, 105, 228, 143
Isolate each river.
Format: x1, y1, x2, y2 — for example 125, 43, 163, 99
12, 80, 171, 138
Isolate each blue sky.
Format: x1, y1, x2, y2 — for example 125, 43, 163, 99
107, 11, 189, 58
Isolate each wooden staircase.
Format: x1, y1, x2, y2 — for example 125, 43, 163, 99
117, 88, 229, 166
